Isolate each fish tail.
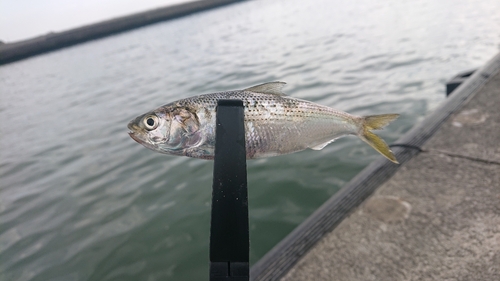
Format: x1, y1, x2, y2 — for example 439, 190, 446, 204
359, 114, 400, 164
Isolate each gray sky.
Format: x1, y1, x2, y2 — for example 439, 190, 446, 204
0, 0, 193, 42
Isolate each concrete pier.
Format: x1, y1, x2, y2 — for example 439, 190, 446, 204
251, 53, 500, 280
0, 0, 244, 65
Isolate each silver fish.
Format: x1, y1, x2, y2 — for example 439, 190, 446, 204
128, 82, 399, 163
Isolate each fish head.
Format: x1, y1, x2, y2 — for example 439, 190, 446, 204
128, 106, 203, 155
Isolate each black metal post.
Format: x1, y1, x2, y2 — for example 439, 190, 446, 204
209, 100, 249, 281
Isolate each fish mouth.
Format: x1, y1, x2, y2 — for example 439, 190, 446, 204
128, 131, 165, 153
128, 122, 146, 145
128, 131, 144, 144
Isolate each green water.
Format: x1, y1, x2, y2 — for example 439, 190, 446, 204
1, 0, 499, 280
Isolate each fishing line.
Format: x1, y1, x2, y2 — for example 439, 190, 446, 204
389, 143, 423, 152
389, 143, 500, 165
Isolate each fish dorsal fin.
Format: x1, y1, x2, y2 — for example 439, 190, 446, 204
243, 81, 286, 96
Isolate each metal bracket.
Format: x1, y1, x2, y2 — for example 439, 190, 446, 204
209, 99, 249, 281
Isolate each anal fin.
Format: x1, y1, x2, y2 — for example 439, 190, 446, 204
310, 139, 336, 150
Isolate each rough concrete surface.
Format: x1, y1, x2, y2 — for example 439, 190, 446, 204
281, 72, 500, 280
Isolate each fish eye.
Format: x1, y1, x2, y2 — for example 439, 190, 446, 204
143, 115, 159, 130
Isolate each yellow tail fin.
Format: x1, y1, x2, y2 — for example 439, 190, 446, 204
359, 114, 399, 164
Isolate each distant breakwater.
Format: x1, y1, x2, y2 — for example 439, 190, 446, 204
0, 0, 245, 65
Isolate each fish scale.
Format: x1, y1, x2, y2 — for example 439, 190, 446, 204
128, 82, 400, 163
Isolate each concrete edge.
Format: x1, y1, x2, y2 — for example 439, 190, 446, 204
0, 0, 245, 66
250, 52, 500, 281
